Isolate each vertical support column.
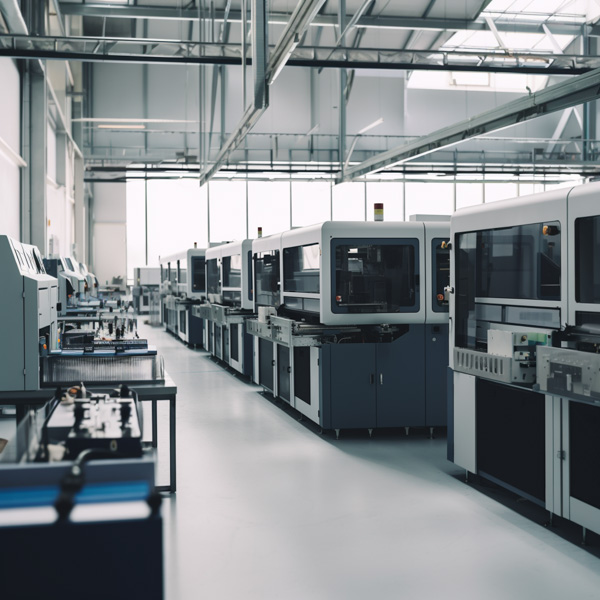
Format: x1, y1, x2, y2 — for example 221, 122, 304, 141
583, 36, 598, 161
338, 0, 347, 176
74, 155, 86, 262
251, 0, 268, 110
21, 65, 48, 253
220, 66, 226, 146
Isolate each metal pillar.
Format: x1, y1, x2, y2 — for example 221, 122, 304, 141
21, 64, 48, 252
74, 155, 86, 262
338, 0, 347, 176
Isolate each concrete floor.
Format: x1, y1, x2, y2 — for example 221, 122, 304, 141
141, 322, 600, 600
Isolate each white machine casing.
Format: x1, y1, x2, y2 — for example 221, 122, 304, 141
278, 221, 450, 326
159, 248, 206, 300
205, 239, 253, 309
448, 182, 600, 538
0, 236, 58, 391
252, 232, 283, 311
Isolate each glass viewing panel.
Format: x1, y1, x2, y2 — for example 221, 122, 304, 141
178, 260, 187, 285
283, 244, 320, 293
432, 238, 450, 313
455, 221, 561, 350
576, 216, 600, 304
191, 256, 206, 293
223, 254, 242, 288
169, 262, 177, 286
331, 239, 418, 314
206, 258, 220, 297
254, 251, 280, 307
247, 251, 253, 302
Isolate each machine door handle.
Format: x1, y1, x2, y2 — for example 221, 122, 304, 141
380, 373, 384, 385
287, 366, 291, 373
272, 360, 276, 366
370, 374, 375, 384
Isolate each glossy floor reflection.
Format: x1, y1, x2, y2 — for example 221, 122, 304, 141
139, 322, 600, 600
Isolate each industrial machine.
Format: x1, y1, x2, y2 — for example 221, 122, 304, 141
247, 220, 451, 436
0, 235, 59, 391
43, 256, 86, 315
159, 247, 206, 346
132, 267, 161, 314
0, 386, 163, 599
448, 181, 600, 538
200, 239, 254, 375
77, 261, 100, 302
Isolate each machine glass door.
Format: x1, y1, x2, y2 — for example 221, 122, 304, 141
191, 257, 206, 293
206, 258, 220, 302
254, 251, 280, 308
455, 221, 561, 351
432, 238, 450, 313
223, 254, 242, 288
331, 238, 419, 315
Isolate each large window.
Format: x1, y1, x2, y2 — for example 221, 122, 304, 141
254, 251, 280, 308
576, 216, 600, 304
332, 182, 365, 221
405, 182, 453, 217
292, 181, 331, 227
209, 181, 246, 243
331, 239, 419, 314
366, 182, 404, 221
248, 181, 290, 238
283, 244, 320, 293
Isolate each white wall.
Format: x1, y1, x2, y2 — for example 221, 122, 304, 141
0, 58, 21, 240
92, 182, 127, 286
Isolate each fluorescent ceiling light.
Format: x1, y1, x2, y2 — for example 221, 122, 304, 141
98, 124, 145, 130
73, 118, 197, 124
358, 118, 384, 135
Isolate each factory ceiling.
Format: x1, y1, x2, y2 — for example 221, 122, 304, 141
2, 0, 600, 181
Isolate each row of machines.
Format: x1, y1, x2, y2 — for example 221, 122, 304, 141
43, 255, 100, 315
199, 239, 254, 375
0, 234, 163, 392
0, 235, 164, 597
198, 219, 451, 437
132, 267, 161, 314
159, 247, 206, 346
447, 181, 600, 539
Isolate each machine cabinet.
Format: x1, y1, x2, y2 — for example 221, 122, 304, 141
323, 343, 377, 430
375, 329, 425, 427
425, 324, 449, 426
560, 400, 600, 535
258, 338, 275, 393
277, 345, 291, 403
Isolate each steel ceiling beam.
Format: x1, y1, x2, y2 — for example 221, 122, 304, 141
0, 34, 595, 74
57, 3, 594, 36
337, 66, 600, 182
198, 0, 327, 186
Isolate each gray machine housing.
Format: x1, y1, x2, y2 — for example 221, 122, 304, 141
133, 267, 161, 315
448, 181, 600, 537
159, 248, 206, 346
247, 220, 451, 434
43, 257, 85, 315
0, 236, 58, 391
202, 240, 254, 377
